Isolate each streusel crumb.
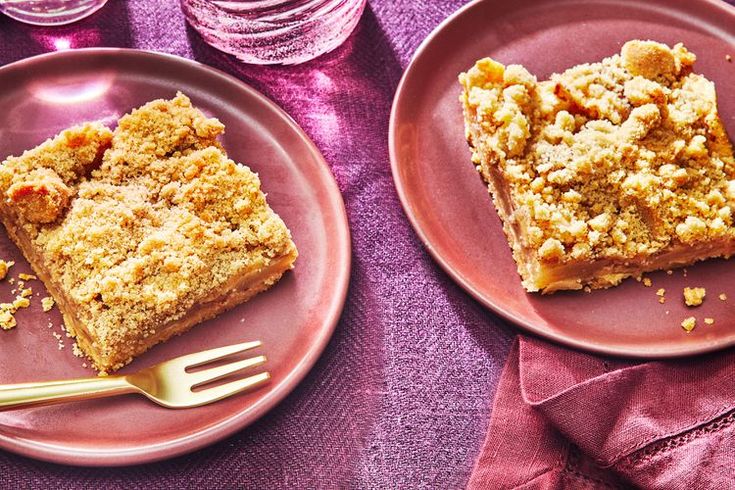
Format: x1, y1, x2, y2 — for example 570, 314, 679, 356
0, 122, 112, 194
0, 310, 16, 330
0, 260, 12, 281
704, 318, 715, 325
683, 286, 706, 306
0, 288, 34, 330
41, 296, 55, 312
681, 316, 697, 332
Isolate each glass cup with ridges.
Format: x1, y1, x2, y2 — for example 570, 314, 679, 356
181, 0, 367, 65
0, 0, 108, 26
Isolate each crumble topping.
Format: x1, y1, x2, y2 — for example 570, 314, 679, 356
460, 40, 735, 291
0, 260, 13, 280
719, 293, 727, 301
7, 168, 73, 224
41, 296, 55, 312
704, 317, 715, 325
683, 286, 706, 306
13, 296, 30, 308
681, 316, 696, 332
0, 92, 298, 371
0, 288, 34, 330
0, 310, 16, 330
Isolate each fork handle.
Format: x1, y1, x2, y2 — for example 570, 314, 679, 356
0, 376, 135, 410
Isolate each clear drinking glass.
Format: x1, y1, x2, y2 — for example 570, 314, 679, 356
181, 0, 367, 65
0, 0, 108, 25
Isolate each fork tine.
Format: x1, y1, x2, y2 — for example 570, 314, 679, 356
192, 371, 271, 405
188, 355, 267, 387
168, 340, 263, 369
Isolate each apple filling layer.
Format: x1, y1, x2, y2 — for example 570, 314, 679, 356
0, 93, 297, 371
460, 40, 735, 293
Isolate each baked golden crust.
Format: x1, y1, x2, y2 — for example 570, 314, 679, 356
0, 93, 297, 371
460, 40, 735, 292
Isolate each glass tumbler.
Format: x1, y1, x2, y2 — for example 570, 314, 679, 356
181, 0, 367, 65
0, 0, 108, 26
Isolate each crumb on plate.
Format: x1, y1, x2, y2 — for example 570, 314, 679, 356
41, 296, 55, 312
683, 287, 706, 306
0, 260, 14, 281
0, 310, 16, 330
681, 316, 697, 332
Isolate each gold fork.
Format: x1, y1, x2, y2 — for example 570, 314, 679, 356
0, 340, 270, 410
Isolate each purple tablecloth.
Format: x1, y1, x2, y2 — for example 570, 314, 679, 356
0, 1, 514, 487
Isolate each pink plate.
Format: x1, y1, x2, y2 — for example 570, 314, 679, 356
390, 0, 735, 358
0, 49, 350, 465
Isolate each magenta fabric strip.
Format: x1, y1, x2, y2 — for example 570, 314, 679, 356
0, 1, 514, 488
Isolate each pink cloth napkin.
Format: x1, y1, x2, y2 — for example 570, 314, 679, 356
468, 336, 735, 489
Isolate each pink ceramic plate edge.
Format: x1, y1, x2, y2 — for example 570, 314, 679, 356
389, 0, 735, 359
0, 48, 351, 466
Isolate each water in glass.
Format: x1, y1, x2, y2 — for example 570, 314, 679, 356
181, 0, 367, 65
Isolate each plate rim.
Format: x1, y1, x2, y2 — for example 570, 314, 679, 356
0, 47, 352, 466
389, 0, 735, 359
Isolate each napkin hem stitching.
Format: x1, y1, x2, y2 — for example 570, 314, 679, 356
563, 445, 627, 489
616, 407, 735, 467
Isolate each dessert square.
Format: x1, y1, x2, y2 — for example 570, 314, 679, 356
459, 40, 735, 293
0, 93, 298, 372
